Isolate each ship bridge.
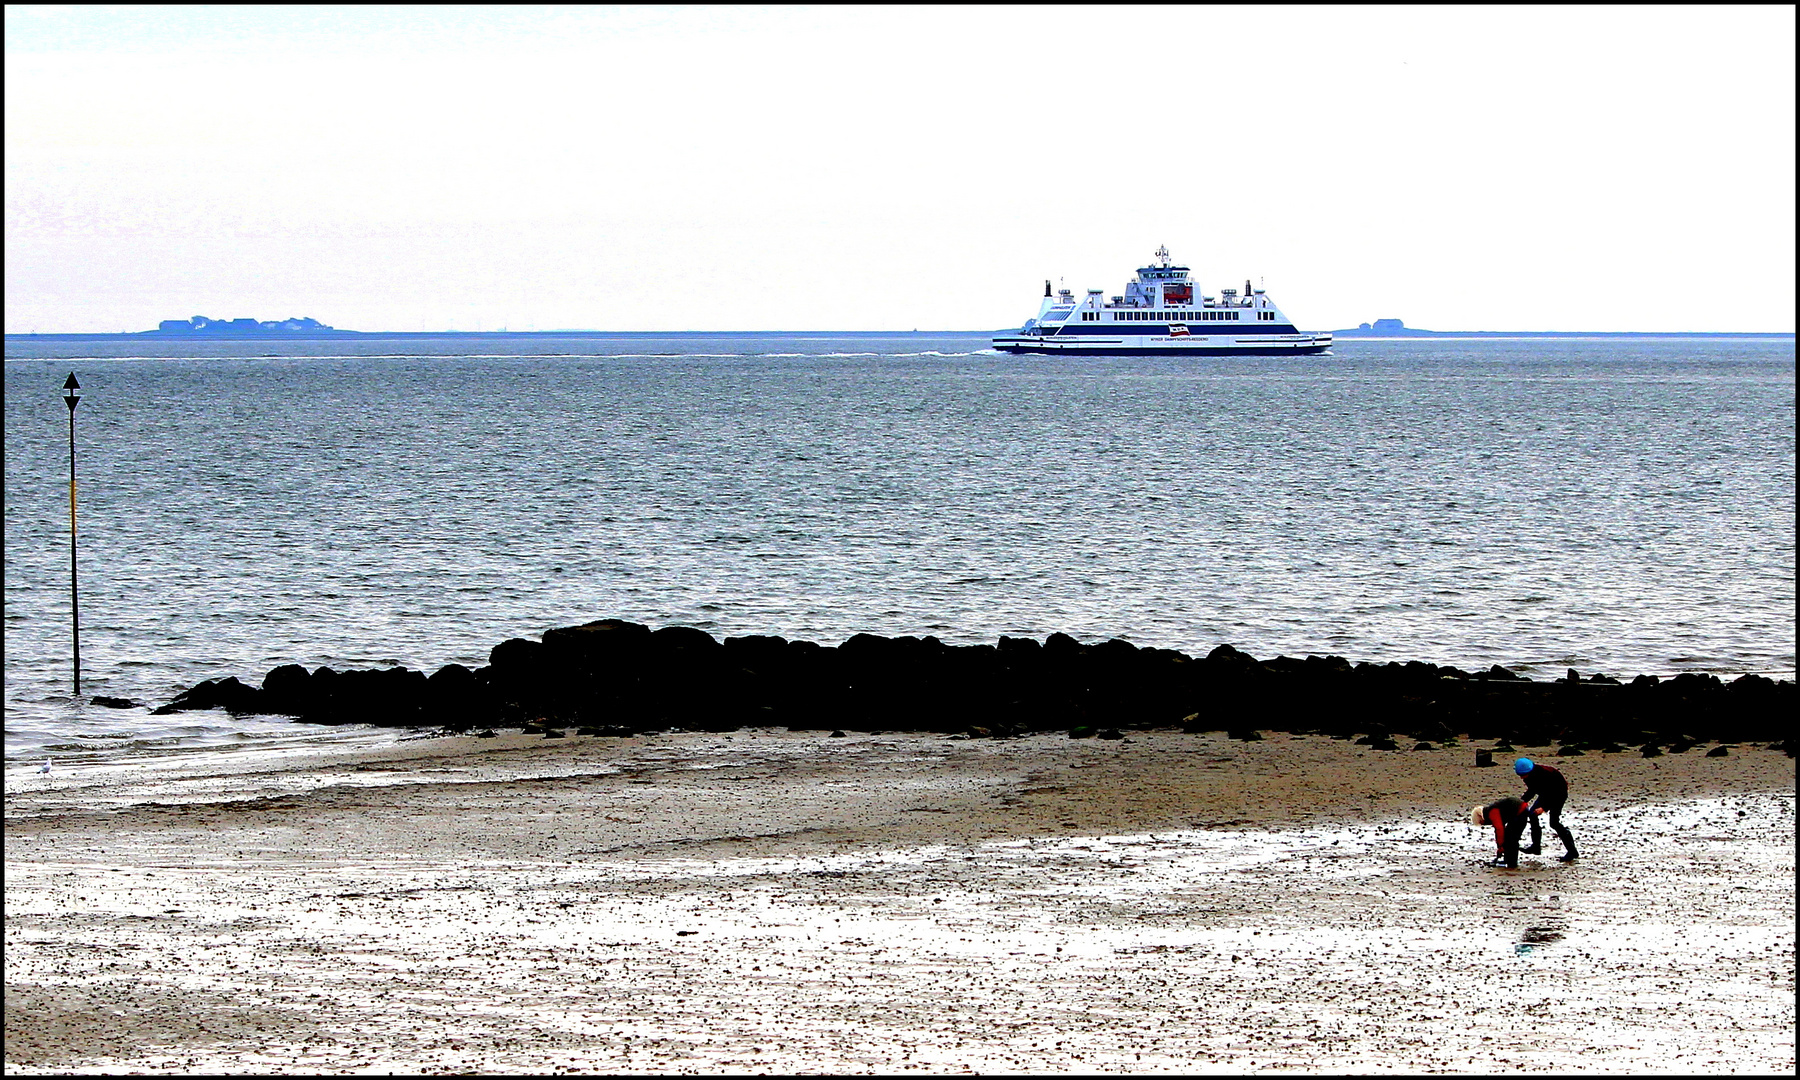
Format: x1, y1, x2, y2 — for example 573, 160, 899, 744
1120, 245, 1195, 308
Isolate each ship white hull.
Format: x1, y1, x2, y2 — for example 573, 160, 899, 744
992, 332, 1333, 356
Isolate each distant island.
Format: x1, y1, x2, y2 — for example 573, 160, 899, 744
149, 315, 358, 336
1333, 319, 1792, 339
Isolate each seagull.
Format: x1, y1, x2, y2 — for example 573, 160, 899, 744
38, 760, 51, 774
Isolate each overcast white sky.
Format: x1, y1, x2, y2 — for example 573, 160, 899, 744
6, 5, 1795, 333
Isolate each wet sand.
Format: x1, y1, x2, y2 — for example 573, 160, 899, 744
5, 729, 1794, 1073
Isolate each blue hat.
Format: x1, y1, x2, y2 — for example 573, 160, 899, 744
1514, 757, 1534, 775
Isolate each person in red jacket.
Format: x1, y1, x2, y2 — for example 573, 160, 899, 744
1471, 796, 1538, 868
1515, 757, 1578, 861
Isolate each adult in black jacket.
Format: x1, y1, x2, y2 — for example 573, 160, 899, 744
1515, 757, 1578, 861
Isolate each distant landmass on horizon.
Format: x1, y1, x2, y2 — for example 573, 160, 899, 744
151, 315, 350, 335
2, 315, 1792, 340
1331, 318, 1794, 338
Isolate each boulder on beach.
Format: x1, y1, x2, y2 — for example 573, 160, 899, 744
261, 664, 313, 714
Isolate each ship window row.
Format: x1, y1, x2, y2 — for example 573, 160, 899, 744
1084, 310, 1292, 323
1109, 310, 1243, 321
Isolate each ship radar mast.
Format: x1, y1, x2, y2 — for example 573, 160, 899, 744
1154, 244, 1172, 268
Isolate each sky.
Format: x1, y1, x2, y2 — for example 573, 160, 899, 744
5, 5, 1795, 333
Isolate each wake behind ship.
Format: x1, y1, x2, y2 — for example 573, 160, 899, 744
993, 247, 1332, 356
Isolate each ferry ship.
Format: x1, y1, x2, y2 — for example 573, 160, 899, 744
993, 247, 1332, 356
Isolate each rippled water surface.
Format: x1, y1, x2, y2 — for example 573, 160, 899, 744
4, 335, 1794, 763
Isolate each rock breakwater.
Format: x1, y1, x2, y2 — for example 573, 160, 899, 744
153, 619, 1794, 752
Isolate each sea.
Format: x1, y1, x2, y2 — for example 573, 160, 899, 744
4, 333, 1794, 770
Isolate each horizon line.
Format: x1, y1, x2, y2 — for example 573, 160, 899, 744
6, 327, 1796, 339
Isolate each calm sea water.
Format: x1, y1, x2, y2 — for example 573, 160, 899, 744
4, 335, 1794, 766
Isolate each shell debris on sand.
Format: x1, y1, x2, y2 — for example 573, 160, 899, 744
4, 729, 1794, 1073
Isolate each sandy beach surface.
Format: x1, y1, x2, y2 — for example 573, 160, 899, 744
5, 727, 1794, 1074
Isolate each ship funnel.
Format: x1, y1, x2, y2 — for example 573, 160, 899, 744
1044, 279, 1052, 298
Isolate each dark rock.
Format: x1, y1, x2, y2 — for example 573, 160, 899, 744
1639, 743, 1663, 758
490, 636, 546, 673
1206, 643, 1259, 668
1229, 729, 1264, 742
320, 665, 427, 726
476, 729, 498, 738
90, 696, 138, 709
156, 676, 268, 716
1402, 660, 1441, 682
722, 632, 789, 656
424, 663, 489, 728
297, 666, 344, 722
260, 663, 313, 714
651, 625, 724, 654
1556, 744, 1585, 756
542, 619, 652, 665
1412, 719, 1456, 744
1096, 728, 1124, 740
1475, 749, 1496, 768
1368, 737, 1400, 751
1094, 638, 1138, 659
1669, 671, 1723, 691
829, 730, 847, 738
1705, 745, 1730, 757
1412, 742, 1434, 751
1069, 726, 1095, 739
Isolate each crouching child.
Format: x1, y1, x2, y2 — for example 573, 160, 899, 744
1471, 796, 1540, 868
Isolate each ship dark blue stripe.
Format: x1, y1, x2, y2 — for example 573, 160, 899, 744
994, 344, 1333, 356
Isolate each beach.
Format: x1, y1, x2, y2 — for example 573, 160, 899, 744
8, 6, 1795, 1074
5, 728, 1793, 1073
